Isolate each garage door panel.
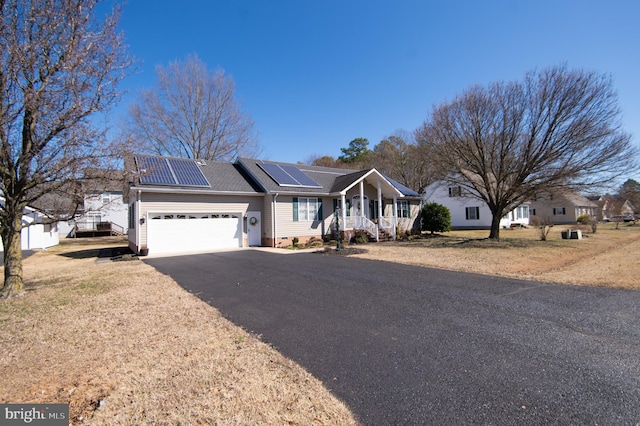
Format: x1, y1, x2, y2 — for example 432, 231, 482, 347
147, 214, 242, 254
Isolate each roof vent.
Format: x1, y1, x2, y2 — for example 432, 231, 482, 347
196, 159, 207, 166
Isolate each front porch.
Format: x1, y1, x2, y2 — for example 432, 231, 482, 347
328, 170, 416, 242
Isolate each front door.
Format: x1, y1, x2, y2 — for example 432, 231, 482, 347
247, 211, 261, 246
352, 195, 369, 219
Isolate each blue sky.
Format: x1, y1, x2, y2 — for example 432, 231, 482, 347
112, 1, 640, 167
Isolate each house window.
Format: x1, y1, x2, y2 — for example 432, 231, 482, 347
294, 197, 321, 221
448, 186, 462, 197
397, 200, 410, 218
102, 193, 111, 204
515, 206, 529, 220
466, 206, 480, 220
530, 208, 536, 216
333, 199, 351, 217
553, 207, 566, 215
128, 204, 135, 229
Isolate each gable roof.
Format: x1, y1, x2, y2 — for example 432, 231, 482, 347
555, 191, 598, 207
237, 158, 416, 198
386, 177, 421, 197
128, 155, 261, 194
236, 158, 340, 195
129, 154, 421, 198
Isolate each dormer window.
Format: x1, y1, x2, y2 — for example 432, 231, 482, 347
448, 186, 462, 197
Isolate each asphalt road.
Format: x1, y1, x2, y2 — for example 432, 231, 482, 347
144, 249, 640, 425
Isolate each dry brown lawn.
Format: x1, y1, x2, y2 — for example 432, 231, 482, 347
352, 222, 640, 290
1, 222, 638, 424
0, 238, 357, 425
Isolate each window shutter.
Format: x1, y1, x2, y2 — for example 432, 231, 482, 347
293, 197, 299, 222
317, 198, 323, 220
408, 201, 411, 218
333, 199, 338, 212
466, 207, 469, 220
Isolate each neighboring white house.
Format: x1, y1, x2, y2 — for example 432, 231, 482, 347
0, 202, 59, 251
423, 181, 530, 229
57, 172, 129, 238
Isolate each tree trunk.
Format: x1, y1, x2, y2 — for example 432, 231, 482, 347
1, 215, 24, 298
488, 211, 502, 241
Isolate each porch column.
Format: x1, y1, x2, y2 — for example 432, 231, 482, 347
341, 193, 347, 229
359, 181, 365, 219
377, 181, 383, 219
393, 195, 398, 240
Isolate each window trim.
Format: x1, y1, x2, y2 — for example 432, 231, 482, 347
397, 200, 410, 218
294, 197, 322, 222
465, 206, 480, 220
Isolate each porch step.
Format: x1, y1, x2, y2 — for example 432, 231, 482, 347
366, 228, 394, 242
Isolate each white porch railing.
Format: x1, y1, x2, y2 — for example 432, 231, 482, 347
333, 215, 397, 241
378, 216, 396, 237
353, 215, 378, 241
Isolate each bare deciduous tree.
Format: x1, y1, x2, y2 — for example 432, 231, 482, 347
415, 66, 636, 240
0, 0, 132, 298
127, 54, 259, 161
372, 130, 435, 193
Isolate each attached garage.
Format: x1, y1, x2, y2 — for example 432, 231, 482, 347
147, 213, 243, 254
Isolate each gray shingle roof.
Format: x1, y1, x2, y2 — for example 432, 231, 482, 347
128, 155, 261, 194
129, 155, 421, 198
236, 158, 357, 195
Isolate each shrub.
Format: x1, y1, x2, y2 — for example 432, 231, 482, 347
577, 214, 591, 225
307, 237, 324, 248
421, 202, 451, 234
353, 230, 369, 244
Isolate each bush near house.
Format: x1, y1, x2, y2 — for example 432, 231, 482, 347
421, 202, 452, 234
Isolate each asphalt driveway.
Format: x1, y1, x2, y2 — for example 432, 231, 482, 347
144, 249, 640, 425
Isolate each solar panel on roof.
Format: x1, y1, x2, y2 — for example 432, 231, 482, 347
136, 156, 176, 185
280, 165, 322, 188
168, 158, 210, 187
135, 155, 211, 188
258, 163, 300, 186
258, 162, 323, 188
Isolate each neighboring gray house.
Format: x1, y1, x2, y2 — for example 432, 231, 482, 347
125, 155, 422, 256
529, 191, 598, 225
593, 195, 636, 222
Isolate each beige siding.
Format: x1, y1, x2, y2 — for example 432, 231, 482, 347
529, 198, 580, 224
138, 192, 263, 248
273, 195, 330, 243
262, 194, 275, 243
383, 198, 421, 232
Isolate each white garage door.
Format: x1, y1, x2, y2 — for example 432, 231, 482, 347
147, 213, 242, 255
